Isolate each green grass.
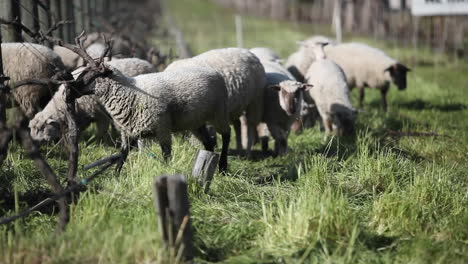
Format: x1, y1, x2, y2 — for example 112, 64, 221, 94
1, 0, 468, 263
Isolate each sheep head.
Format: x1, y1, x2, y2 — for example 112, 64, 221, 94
29, 115, 62, 142
329, 104, 357, 137
385, 63, 411, 91
269, 80, 313, 116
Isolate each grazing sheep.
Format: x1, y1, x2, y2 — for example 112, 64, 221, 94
53, 45, 80, 70
165, 48, 266, 156
305, 43, 356, 136
250, 48, 312, 155
83, 32, 133, 58
304, 35, 336, 45
324, 42, 411, 111
29, 58, 156, 142
285, 35, 335, 82
2, 42, 67, 119
90, 66, 231, 173
250, 47, 281, 62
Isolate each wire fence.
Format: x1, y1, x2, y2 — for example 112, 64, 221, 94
216, 0, 468, 59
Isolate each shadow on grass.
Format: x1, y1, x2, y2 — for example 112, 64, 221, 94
361, 232, 398, 251
396, 99, 467, 112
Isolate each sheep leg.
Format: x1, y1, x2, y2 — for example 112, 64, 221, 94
96, 118, 110, 143
257, 123, 269, 155
290, 119, 303, 134
115, 134, 130, 174
245, 123, 256, 159
192, 125, 215, 151
233, 119, 243, 153
261, 137, 269, 155
239, 115, 249, 149
380, 86, 389, 112
269, 125, 288, 156
358, 87, 365, 108
323, 117, 333, 136
219, 130, 231, 173
159, 133, 172, 162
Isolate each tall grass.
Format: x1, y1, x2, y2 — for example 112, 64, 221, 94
0, 0, 467, 263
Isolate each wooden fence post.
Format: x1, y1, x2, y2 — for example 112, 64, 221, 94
192, 150, 219, 193
61, 0, 74, 43
82, 0, 90, 32
0, 0, 23, 42
153, 174, 194, 261
50, 0, 63, 38
38, 0, 52, 47
21, 0, 40, 43
73, 0, 83, 36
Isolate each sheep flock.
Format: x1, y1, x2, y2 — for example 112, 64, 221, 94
2, 33, 410, 173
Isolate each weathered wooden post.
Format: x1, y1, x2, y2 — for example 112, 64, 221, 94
192, 150, 219, 193
50, 0, 63, 38
0, 0, 23, 42
21, 0, 40, 42
60, 0, 74, 43
73, 0, 83, 36
235, 14, 243, 48
82, 0, 91, 32
38, 0, 52, 47
332, 0, 342, 43
153, 174, 194, 262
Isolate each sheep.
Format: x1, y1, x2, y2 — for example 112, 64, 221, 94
83, 32, 133, 58
285, 35, 336, 82
250, 47, 281, 62
1, 42, 67, 119
54, 43, 111, 70
250, 48, 312, 155
304, 42, 356, 136
76, 65, 231, 173
324, 42, 411, 111
53, 45, 80, 70
165, 48, 266, 156
29, 58, 156, 143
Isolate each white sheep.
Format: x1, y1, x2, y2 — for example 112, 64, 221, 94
250, 48, 312, 155
165, 48, 266, 156
305, 43, 356, 136
53, 45, 80, 70
324, 42, 411, 111
89, 65, 231, 173
29, 58, 156, 142
249, 47, 281, 62
2, 42, 67, 119
285, 35, 336, 82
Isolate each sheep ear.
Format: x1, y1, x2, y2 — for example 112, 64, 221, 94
46, 118, 57, 125
268, 84, 281, 91
301, 84, 313, 91
384, 65, 394, 73
397, 63, 411, 72
316, 41, 329, 47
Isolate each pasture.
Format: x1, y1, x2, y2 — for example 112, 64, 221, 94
1, 0, 467, 263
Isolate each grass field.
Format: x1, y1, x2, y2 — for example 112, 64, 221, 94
1, 0, 467, 263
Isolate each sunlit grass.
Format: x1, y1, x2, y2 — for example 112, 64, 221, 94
0, 0, 467, 263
